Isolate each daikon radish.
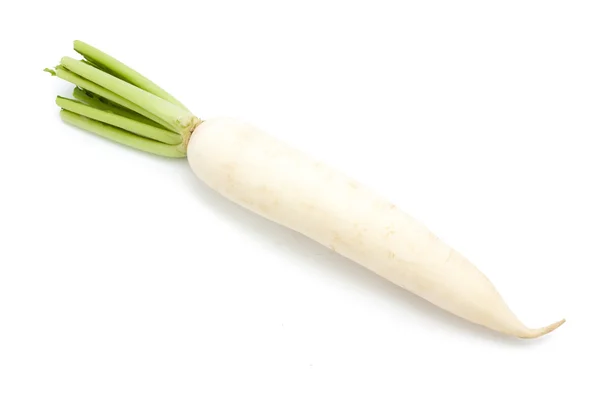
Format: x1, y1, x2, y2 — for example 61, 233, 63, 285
46, 40, 565, 339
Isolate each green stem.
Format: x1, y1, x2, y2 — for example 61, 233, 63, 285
59, 110, 186, 158
72, 87, 165, 128
46, 40, 201, 158
60, 57, 197, 134
56, 96, 182, 145
52, 65, 175, 131
74, 40, 190, 111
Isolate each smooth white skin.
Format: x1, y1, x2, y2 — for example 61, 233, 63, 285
187, 117, 564, 338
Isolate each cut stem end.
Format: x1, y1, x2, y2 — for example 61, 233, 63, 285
46, 40, 199, 158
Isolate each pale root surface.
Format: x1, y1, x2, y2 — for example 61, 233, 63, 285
187, 117, 564, 338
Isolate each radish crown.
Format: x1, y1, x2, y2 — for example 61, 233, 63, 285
45, 40, 201, 158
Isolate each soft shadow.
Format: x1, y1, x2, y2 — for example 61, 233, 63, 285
179, 166, 556, 347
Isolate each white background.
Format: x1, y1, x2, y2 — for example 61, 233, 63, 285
1, 1, 599, 399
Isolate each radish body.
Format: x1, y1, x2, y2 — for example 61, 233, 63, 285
187, 117, 564, 338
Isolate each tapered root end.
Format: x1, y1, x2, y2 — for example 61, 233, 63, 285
517, 318, 566, 339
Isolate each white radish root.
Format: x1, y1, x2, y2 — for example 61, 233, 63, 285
46, 40, 564, 339
187, 117, 565, 339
